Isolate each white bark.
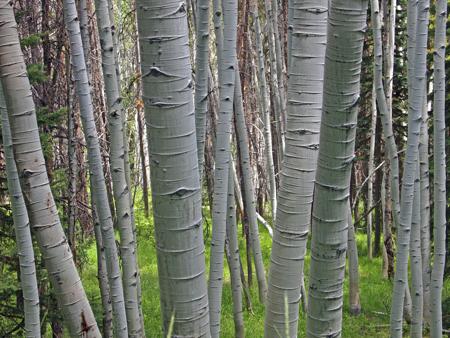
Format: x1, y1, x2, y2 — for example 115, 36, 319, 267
194, 0, 210, 179
0, 86, 41, 338
410, 163, 423, 338
419, 82, 431, 324
252, 2, 278, 223
63, 0, 129, 335
429, 1, 447, 336
93, 0, 142, 334
137, 1, 210, 336
264, 1, 328, 336
306, 1, 367, 336
225, 166, 244, 338
347, 203, 361, 316
0, 1, 100, 335
234, 67, 267, 301
367, 83, 377, 260
208, 0, 238, 336
390, 1, 429, 336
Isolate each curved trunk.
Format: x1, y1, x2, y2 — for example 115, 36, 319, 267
264, 1, 328, 337
136, 1, 210, 336
0, 2, 100, 335
0, 88, 41, 338
306, 1, 368, 336
429, 0, 447, 336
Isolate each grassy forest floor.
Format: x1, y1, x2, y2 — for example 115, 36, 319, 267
80, 196, 450, 337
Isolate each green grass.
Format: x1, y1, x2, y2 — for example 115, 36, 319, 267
80, 199, 449, 337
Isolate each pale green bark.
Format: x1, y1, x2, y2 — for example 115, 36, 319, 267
429, 1, 447, 336
0, 87, 40, 338
194, 0, 210, 179
0, 2, 99, 335
264, 1, 328, 337
63, 0, 128, 335
208, 0, 238, 336
234, 67, 267, 301
93, 0, 142, 334
410, 163, 423, 338
306, 1, 368, 336
136, 1, 210, 336
390, 1, 429, 336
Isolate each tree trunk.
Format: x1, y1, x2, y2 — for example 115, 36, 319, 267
208, 0, 238, 335
137, 108, 149, 218
251, 2, 277, 223
390, 1, 429, 336
92, 197, 113, 338
264, 1, 328, 337
410, 163, 423, 338
429, 1, 447, 336
234, 66, 267, 301
306, 1, 368, 337
347, 203, 361, 316
93, 0, 142, 334
225, 166, 245, 338
136, 1, 211, 336
0, 87, 41, 337
381, 164, 394, 279
63, 0, 129, 335
194, 0, 210, 180
0, 2, 100, 335
419, 82, 431, 325
367, 84, 377, 260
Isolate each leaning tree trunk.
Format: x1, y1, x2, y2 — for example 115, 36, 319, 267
63, 0, 129, 335
0, 2, 100, 336
264, 1, 328, 337
136, 1, 210, 336
306, 1, 368, 337
390, 1, 429, 336
0, 87, 41, 338
93, 0, 142, 334
429, 1, 447, 336
208, 0, 238, 336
